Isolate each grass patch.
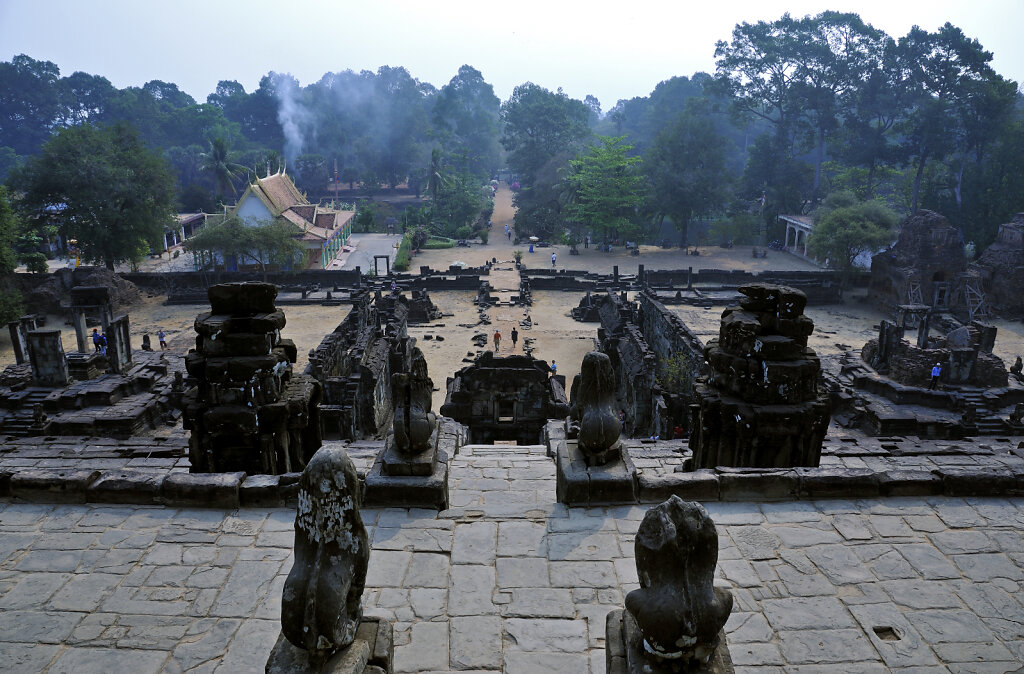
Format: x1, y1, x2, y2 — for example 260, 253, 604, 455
422, 236, 456, 249
393, 232, 412, 271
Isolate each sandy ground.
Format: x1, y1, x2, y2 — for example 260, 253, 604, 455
412, 185, 822, 275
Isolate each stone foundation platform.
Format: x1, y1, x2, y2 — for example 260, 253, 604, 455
555, 439, 638, 505
605, 609, 733, 674
266, 617, 393, 673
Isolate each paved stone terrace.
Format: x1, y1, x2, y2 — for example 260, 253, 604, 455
1, 442, 1024, 672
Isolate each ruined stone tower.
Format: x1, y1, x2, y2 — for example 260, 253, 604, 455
183, 282, 322, 474
689, 283, 830, 468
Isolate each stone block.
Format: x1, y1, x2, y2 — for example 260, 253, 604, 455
797, 467, 880, 498
718, 468, 799, 501
638, 470, 719, 503
555, 440, 637, 505
937, 466, 1020, 496
381, 427, 439, 477
877, 470, 943, 497
265, 617, 393, 673
0, 469, 10, 497
364, 449, 449, 510
207, 282, 277, 315
10, 469, 100, 503
605, 609, 734, 674
160, 471, 243, 508
239, 474, 284, 507
87, 469, 165, 504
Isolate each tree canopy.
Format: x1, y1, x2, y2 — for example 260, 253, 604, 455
808, 191, 898, 279
11, 122, 176, 270
565, 136, 645, 244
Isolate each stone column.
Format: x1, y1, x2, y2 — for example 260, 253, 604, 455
106, 315, 133, 374
8, 319, 31, 364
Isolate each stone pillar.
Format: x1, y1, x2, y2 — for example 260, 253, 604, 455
8, 319, 32, 364
637, 265, 645, 287
27, 330, 69, 387
613, 265, 619, 285
72, 311, 89, 353
916, 311, 931, 349
106, 315, 133, 374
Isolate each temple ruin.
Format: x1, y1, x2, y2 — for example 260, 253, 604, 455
688, 283, 831, 468
183, 282, 322, 474
440, 352, 568, 444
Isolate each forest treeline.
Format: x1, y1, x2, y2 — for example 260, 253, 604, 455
1, 11, 1022, 254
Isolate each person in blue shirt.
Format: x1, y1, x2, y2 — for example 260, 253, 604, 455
929, 362, 941, 390
551, 360, 557, 376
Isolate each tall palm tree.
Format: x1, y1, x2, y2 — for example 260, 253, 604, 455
200, 137, 249, 202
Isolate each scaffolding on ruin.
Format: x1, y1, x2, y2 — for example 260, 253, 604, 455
956, 273, 990, 322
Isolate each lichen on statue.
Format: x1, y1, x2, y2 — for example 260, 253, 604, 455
280, 447, 369, 656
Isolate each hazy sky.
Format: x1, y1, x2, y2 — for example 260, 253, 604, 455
2, 0, 1022, 109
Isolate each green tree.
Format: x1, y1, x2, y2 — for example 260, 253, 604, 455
11, 122, 176, 270
0, 186, 24, 323
645, 103, 732, 246
432, 65, 502, 179
565, 136, 645, 245
185, 215, 303, 279
0, 55, 62, 155
501, 83, 591, 237
808, 192, 898, 283
200, 137, 249, 200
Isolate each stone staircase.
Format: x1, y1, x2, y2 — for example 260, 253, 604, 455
959, 389, 1007, 435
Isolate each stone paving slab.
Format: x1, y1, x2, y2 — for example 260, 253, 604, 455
1, 440, 1023, 672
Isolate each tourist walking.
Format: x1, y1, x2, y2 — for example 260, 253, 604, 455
510, 326, 518, 350
929, 362, 941, 389
493, 329, 501, 351
551, 251, 557, 267
158, 329, 167, 350
98, 331, 107, 355
92, 328, 102, 352
550, 360, 557, 376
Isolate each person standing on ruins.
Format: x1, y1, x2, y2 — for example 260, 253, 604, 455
551, 251, 557, 267
158, 329, 167, 350
929, 362, 942, 389
493, 329, 501, 351
511, 326, 518, 351
92, 328, 102, 352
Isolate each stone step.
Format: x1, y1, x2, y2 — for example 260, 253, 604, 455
459, 444, 547, 456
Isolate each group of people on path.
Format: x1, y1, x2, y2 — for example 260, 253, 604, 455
492, 326, 518, 352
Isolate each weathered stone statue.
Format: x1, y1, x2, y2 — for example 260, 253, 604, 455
577, 351, 622, 465
623, 496, 732, 669
392, 348, 437, 452
1011, 355, 1023, 376
281, 447, 369, 657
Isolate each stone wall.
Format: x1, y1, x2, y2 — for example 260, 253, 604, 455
305, 291, 414, 440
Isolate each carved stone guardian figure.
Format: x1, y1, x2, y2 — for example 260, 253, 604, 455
392, 348, 437, 453
613, 496, 733, 672
577, 351, 622, 465
281, 447, 369, 657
